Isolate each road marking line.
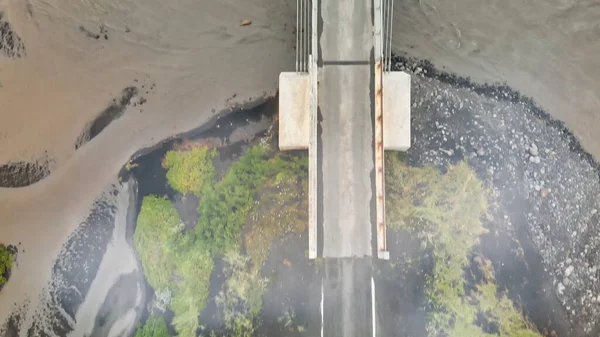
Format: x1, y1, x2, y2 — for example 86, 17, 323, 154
321, 279, 324, 337
372, 277, 376, 337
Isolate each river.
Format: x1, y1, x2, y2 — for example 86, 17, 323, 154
1, 0, 599, 336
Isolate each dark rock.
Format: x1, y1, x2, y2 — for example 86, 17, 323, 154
75, 87, 138, 150
0, 155, 53, 188
0, 12, 26, 58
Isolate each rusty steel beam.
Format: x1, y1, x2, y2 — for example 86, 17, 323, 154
374, 0, 389, 260
374, 60, 388, 260
308, 0, 318, 259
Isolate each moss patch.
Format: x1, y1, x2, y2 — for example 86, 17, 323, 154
385, 152, 542, 337
162, 144, 216, 196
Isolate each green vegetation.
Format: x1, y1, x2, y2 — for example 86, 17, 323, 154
196, 145, 308, 256
245, 154, 308, 267
475, 260, 541, 337
125, 161, 139, 171
216, 250, 267, 337
385, 152, 542, 337
134, 196, 182, 290
162, 145, 216, 196
134, 316, 169, 337
0, 245, 14, 288
170, 246, 214, 337
134, 196, 214, 337
135, 143, 308, 337
195, 145, 272, 255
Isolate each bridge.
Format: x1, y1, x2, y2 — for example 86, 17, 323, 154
279, 0, 410, 259
278, 0, 410, 335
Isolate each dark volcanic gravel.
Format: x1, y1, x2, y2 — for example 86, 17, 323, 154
392, 55, 600, 336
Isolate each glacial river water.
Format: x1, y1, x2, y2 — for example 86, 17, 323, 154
1, 0, 599, 336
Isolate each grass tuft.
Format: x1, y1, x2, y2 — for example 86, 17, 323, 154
170, 246, 214, 337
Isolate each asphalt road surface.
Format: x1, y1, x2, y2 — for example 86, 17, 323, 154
320, 0, 373, 61
323, 259, 374, 337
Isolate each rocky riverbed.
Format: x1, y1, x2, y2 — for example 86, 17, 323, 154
392, 55, 600, 336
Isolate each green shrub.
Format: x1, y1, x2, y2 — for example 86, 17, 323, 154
170, 247, 214, 337
134, 316, 170, 337
134, 196, 183, 290
134, 195, 215, 337
385, 152, 542, 337
195, 145, 272, 255
0, 245, 14, 287
162, 146, 216, 196
135, 146, 308, 337
196, 145, 308, 256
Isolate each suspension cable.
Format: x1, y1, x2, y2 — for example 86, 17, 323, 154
302, 0, 306, 72
296, 0, 299, 72
306, 0, 310, 72
387, 0, 394, 71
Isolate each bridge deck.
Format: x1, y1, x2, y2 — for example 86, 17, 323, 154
319, 0, 375, 259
